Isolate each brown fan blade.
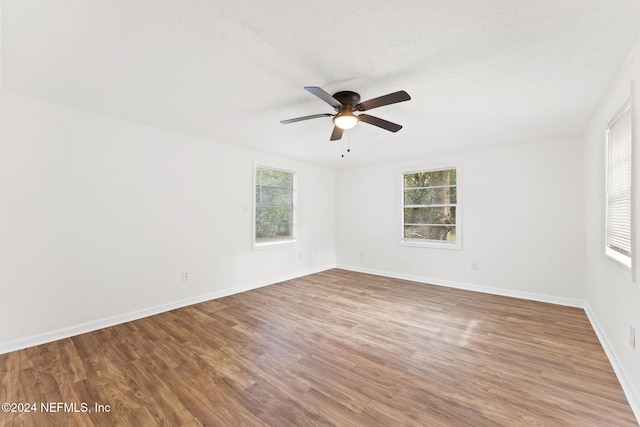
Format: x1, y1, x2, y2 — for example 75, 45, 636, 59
358, 114, 403, 132
330, 126, 344, 141
356, 91, 411, 111
280, 113, 333, 124
305, 87, 343, 110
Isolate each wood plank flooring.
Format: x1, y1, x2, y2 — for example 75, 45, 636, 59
0, 269, 637, 426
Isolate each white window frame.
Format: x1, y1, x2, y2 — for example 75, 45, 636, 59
252, 162, 297, 250
399, 165, 462, 249
605, 99, 633, 270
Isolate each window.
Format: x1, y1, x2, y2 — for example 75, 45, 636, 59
254, 165, 296, 248
605, 101, 633, 268
400, 167, 460, 248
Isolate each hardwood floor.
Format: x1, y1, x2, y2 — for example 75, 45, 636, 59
0, 269, 637, 426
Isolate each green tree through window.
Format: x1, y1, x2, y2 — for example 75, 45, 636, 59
403, 168, 457, 243
255, 167, 296, 243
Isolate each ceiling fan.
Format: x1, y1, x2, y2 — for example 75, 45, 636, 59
280, 87, 411, 141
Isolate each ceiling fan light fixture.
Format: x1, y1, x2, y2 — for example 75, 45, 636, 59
333, 112, 358, 130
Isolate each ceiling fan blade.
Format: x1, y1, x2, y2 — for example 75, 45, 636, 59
356, 90, 411, 111
358, 114, 403, 132
305, 86, 343, 110
280, 113, 333, 124
330, 126, 344, 141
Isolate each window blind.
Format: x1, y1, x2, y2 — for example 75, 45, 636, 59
606, 103, 632, 260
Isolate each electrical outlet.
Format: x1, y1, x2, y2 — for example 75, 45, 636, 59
360, 250, 364, 258
471, 262, 478, 271
631, 326, 636, 349
182, 271, 189, 282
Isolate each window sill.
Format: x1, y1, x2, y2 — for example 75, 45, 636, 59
253, 239, 297, 251
399, 238, 462, 250
605, 247, 631, 270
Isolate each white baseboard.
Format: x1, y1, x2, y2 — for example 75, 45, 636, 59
584, 305, 640, 424
0, 265, 334, 355
336, 264, 586, 308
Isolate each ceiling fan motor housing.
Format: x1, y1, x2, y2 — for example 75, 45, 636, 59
332, 91, 361, 110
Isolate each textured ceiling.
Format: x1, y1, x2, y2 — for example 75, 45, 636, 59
2, 0, 640, 168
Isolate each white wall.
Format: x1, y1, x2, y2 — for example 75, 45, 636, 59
335, 137, 586, 304
0, 2, 3, 93
0, 94, 335, 352
583, 39, 640, 414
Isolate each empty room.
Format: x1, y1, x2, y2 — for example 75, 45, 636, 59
1, 1, 640, 426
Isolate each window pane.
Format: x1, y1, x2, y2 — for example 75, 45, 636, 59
256, 206, 293, 241
257, 168, 293, 188
404, 225, 456, 241
404, 187, 457, 205
404, 207, 456, 225
404, 169, 456, 188
256, 186, 293, 205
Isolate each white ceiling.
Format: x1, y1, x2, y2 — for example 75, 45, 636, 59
2, 0, 640, 168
